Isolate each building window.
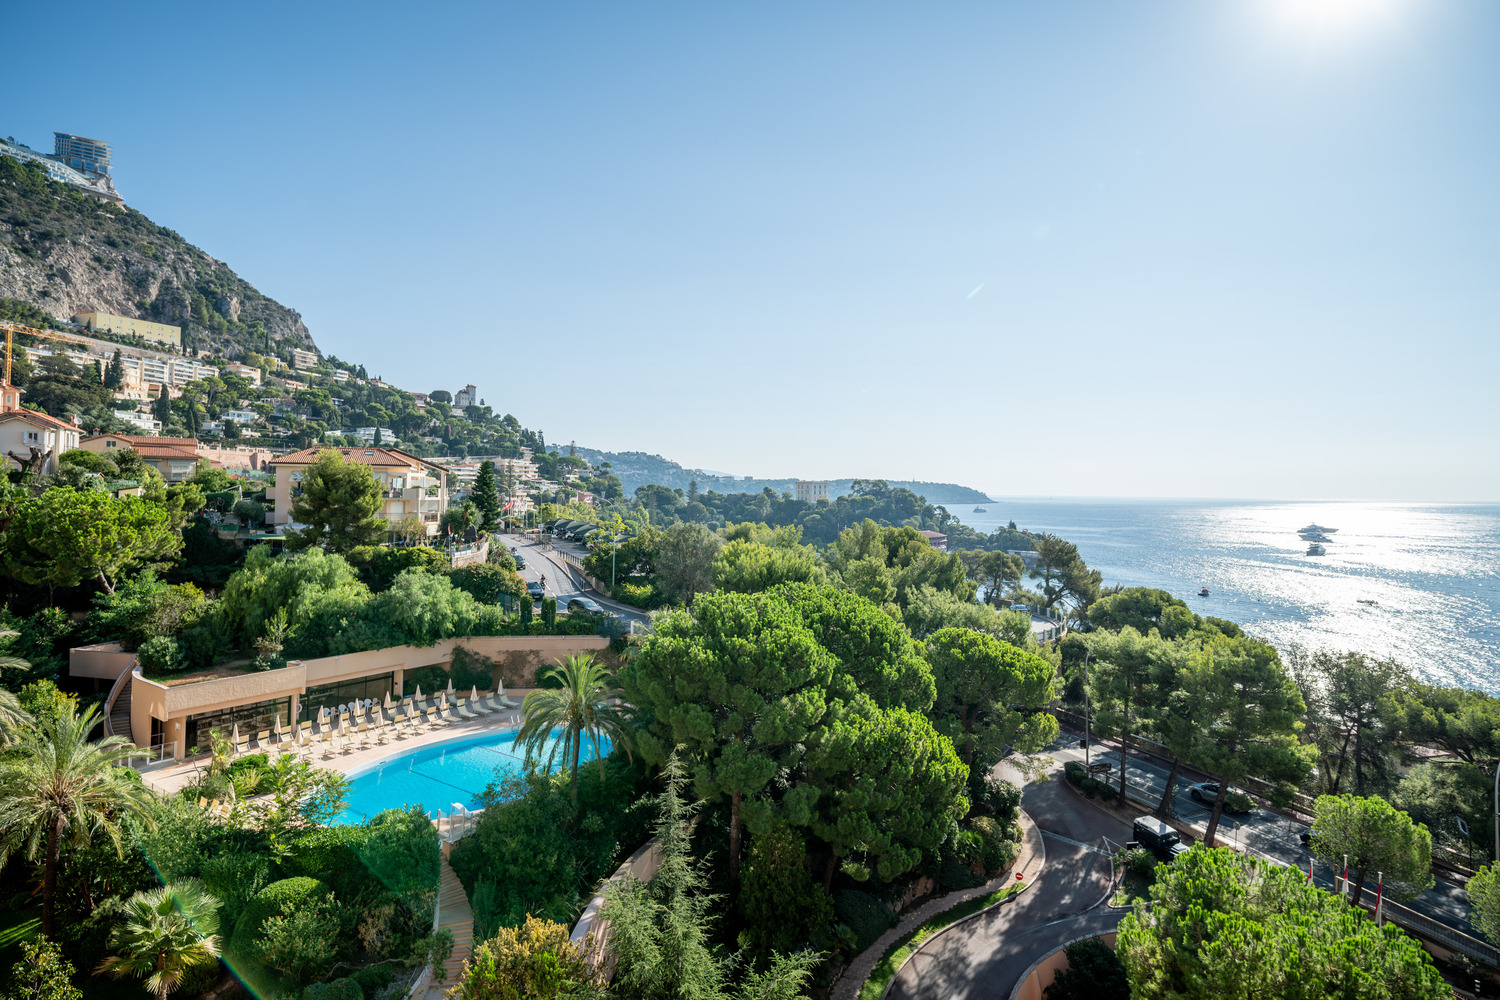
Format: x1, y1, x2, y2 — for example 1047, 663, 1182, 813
184, 697, 293, 756
302, 673, 394, 721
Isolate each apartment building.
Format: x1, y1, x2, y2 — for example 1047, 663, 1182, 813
225, 363, 263, 386
268, 447, 448, 536
119, 355, 218, 390
73, 311, 181, 349
794, 479, 831, 503
291, 348, 319, 369
111, 411, 162, 434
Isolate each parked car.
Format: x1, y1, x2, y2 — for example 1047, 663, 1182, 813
1009, 603, 1031, 614
526, 580, 545, 600
567, 597, 605, 616
1187, 782, 1255, 814
1132, 816, 1191, 864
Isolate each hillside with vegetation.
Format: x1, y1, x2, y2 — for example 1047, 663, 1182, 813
569, 447, 993, 504
0, 154, 316, 359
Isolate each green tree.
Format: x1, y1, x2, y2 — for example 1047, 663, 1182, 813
710, 538, 825, 593
775, 582, 937, 713
471, 460, 501, 532
795, 705, 970, 890
1310, 793, 1435, 903
516, 654, 632, 799
256, 895, 340, 984
0, 703, 156, 936
623, 591, 836, 880
1467, 862, 1500, 947
2, 937, 84, 1000
900, 585, 1033, 646
736, 821, 833, 966
975, 550, 1025, 606
1087, 587, 1201, 638
601, 753, 819, 1000
96, 881, 223, 1000
1177, 638, 1309, 845
285, 449, 385, 553
655, 521, 722, 606
926, 628, 1057, 788
1290, 648, 1407, 797
1028, 534, 1101, 615
1117, 847, 1448, 1000
1086, 628, 1184, 801
3, 489, 181, 595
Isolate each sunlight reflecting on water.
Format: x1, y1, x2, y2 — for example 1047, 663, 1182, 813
959, 499, 1500, 691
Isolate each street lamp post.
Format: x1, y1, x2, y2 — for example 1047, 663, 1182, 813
1492, 758, 1499, 863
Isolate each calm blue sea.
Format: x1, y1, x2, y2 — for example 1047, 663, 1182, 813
955, 499, 1500, 693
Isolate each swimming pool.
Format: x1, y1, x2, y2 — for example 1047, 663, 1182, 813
333, 728, 611, 825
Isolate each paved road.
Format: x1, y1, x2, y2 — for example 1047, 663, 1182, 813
887, 759, 1129, 1000
506, 535, 650, 625
1061, 737, 1477, 935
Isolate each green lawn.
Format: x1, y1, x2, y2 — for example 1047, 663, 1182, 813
857, 880, 1027, 1000
0, 904, 41, 971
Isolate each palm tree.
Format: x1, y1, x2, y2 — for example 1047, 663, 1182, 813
0, 633, 34, 745
517, 653, 632, 798
97, 881, 222, 1000
0, 702, 156, 936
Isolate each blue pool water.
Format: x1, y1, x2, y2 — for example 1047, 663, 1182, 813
334, 728, 611, 825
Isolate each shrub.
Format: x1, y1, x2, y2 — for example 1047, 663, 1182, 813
450, 563, 522, 605
1117, 847, 1156, 880
451, 916, 592, 1000
541, 597, 556, 629
1044, 936, 1128, 1000
737, 823, 835, 963
136, 634, 183, 674
305, 977, 364, 1000
231, 877, 334, 956
976, 776, 1022, 824
258, 895, 342, 986
206, 488, 240, 512
233, 498, 267, 527
969, 816, 1020, 875
347, 546, 446, 593
350, 966, 394, 994
833, 889, 896, 953
199, 850, 271, 931
87, 572, 209, 650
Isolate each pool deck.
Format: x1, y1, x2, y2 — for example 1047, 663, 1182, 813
139, 692, 536, 799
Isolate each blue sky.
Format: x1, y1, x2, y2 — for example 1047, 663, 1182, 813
9, 1, 1498, 499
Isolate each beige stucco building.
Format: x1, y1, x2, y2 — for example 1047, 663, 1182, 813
0, 382, 81, 475
74, 635, 611, 758
268, 446, 449, 536
73, 311, 182, 348
81, 433, 201, 482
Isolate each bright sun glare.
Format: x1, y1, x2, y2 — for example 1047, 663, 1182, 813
1266, 0, 1406, 39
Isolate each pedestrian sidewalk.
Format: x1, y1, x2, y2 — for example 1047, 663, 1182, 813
831, 809, 1045, 1000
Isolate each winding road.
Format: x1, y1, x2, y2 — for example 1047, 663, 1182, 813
886, 756, 1130, 1000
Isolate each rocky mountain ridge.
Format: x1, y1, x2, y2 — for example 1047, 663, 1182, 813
0, 154, 315, 359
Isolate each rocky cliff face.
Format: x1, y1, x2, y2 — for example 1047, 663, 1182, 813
0, 154, 316, 359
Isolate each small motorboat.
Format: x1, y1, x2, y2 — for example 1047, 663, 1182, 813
1198, 587, 1210, 597
1357, 598, 1378, 606
973, 506, 988, 513
1306, 543, 1326, 556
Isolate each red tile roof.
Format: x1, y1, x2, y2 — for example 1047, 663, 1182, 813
1, 408, 80, 433
271, 446, 447, 473
82, 433, 199, 461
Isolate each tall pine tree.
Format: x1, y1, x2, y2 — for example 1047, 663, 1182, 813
472, 460, 502, 532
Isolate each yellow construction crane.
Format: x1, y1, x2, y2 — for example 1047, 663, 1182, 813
0, 320, 109, 385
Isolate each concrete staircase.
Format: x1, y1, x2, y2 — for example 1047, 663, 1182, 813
429, 852, 475, 997
107, 673, 133, 740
